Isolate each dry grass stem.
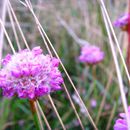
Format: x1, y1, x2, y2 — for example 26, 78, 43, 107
34, 101, 44, 130
106, 103, 116, 130
0, 0, 8, 64
36, 101, 52, 130
7, 6, 21, 51
23, 1, 97, 129
98, 0, 130, 83
48, 95, 66, 130
58, 16, 89, 46
8, 1, 67, 129
8, 0, 30, 50
96, 71, 113, 124
0, 19, 16, 54
0, 11, 45, 130
101, 6, 130, 130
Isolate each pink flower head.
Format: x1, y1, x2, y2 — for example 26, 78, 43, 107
0, 46, 63, 99
79, 45, 104, 65
90, 99, 97, 108
114, 14, 130, 31
114, 106, 130, 130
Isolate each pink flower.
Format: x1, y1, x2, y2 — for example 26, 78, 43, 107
79, 45, 104, 65
114, 14, 130, 31
90, 99, 97, 108
0, 46, 63, 99
114, 106, 130, 130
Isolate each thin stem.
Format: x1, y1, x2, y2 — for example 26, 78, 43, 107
38, 26, 52, 57
31, 0, 42, 44
48, 95, 66, 130
0, 19, 16, 54
97, 0, 130, 84
36, 101, 52, 130
62, 83, 85, 130
101, 7, 130, 130
29, 100, 44, 130
23, 1, 97, 129
0, 18, 45, 130
19, 10, 85, 129
8, 0, 30, 50
57, 16, 88, 46
95, 72, 113, 124
106, 103, 116, 130
0, 0, 8, 66
40, 19, 98, 130
36, 17, 85, 130
34, 101, 44, 130
39, 22, 85, 129
7, 1, 66, 130
7, 5, 21, 51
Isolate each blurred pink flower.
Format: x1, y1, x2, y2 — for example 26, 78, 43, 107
0, 46, 63, 99
114, 106, 130, 130
90, 99, 97, 108
114, 14, 130, 31
79, 45, 104, 65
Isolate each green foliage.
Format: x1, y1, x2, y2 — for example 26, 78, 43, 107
0, 0, 127, 130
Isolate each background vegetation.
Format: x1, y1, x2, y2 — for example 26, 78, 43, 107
0, 0, 129, 130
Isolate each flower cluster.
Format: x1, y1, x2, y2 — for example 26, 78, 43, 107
79, 45, 104, 65
114, 14, 130, 31
114, 106, 130, 130
0, 46, 63, 99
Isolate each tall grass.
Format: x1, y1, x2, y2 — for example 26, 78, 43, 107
0, 0, 129, 130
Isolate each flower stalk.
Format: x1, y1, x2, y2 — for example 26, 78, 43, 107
29, 99, 44, 130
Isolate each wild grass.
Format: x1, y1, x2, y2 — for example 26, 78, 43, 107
0, 0, 129, 130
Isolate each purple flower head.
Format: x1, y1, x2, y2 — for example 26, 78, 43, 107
114, 14, 130, 31
114, 106, 130, 130
90, 99, 97, 108
79, 45, 104, 65
0, 46, 63, 99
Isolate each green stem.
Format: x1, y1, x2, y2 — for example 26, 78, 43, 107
29, 99, 43, 130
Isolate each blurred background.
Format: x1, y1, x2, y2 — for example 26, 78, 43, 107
0, 0, 129, 130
